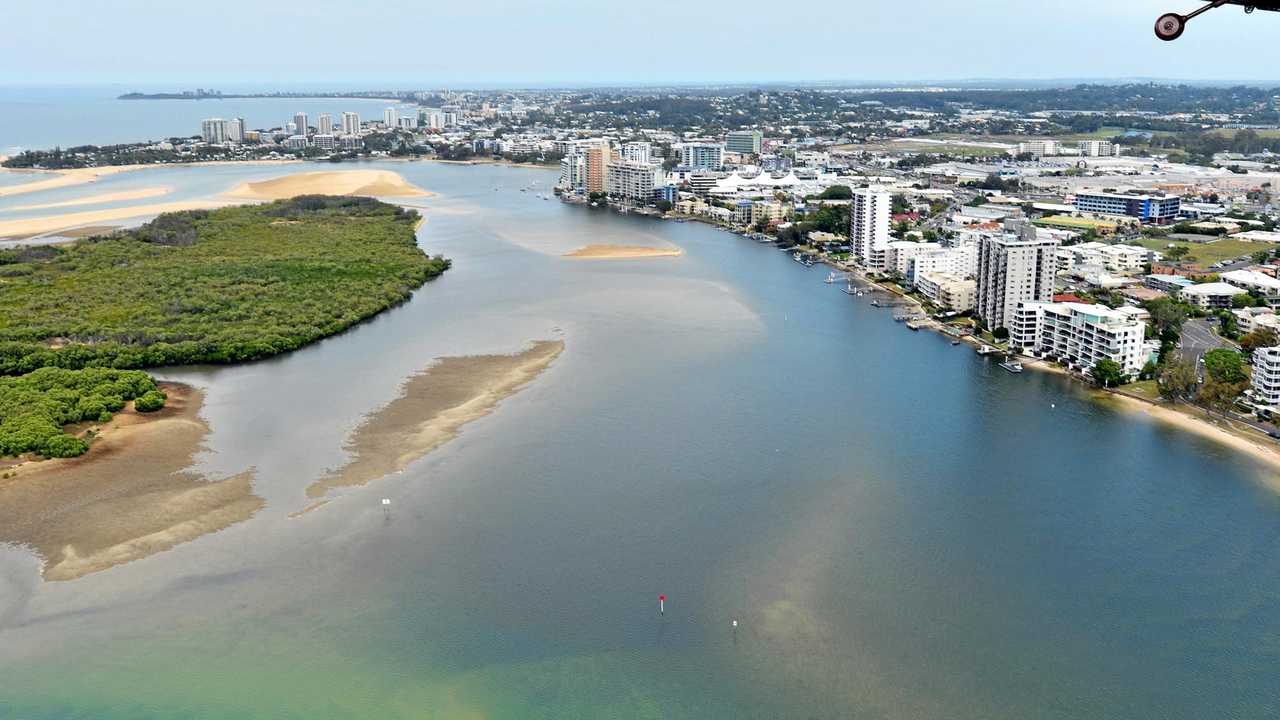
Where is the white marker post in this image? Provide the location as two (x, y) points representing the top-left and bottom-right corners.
(659, 594), (666, 616)
(381, 498), (391, 519)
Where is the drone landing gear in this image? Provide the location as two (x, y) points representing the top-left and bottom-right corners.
(1156, 0), (1231, 41)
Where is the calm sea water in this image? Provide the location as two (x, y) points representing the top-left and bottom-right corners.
(0, 94), (1279, 718)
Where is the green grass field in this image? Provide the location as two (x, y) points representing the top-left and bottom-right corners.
(1135, 237), (1274, 266)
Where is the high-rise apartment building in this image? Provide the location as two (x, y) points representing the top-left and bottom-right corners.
(227, 117), (245, 143)
(585, 140), (611, 194)
(383, 107), (398, 128)
(341, 111), (361, 135)
(606, 160), (664, 202)
(680, 143), (723, 170)
(293, 112), (308, 135)
(621, 142), (652, 164)
(317, 113), (333, 135)
(201, 118), (228, 144)
(976, 222), (1059, 331)
(848, 187), (891, 268)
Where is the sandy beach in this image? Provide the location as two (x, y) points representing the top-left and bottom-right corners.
(306, 340), (565, 498)
(565, 244), (683, 259)
(225, 169), (432, 200)
(0, 384), (263, 581)
(11, 186), (171, 211)
(0, 199), (231, 239)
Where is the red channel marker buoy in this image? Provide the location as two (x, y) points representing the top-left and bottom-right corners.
(659, 594), (666, 615)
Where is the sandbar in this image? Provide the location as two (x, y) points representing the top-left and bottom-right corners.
(0, 384), (263, 581)
(225, 170), (432, 200)
(565, 244), (683, 259)
(0, 200), (230, 239)
(0, 165), (146, 198)
(11, 186), (172, 211)
(307, 340), (565, 498)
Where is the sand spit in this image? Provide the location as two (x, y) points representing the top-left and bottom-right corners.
(0, 384), (263, 581)
(225, 170), (432, 200)
(565, 244), (683, 259)
(0, 200), (231, 239)
(0, 165), (146, 199)
(11, 186), (172, 211)
(307, 340), (565, 498)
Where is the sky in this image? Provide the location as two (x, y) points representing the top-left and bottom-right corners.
(4, 0), (1280, 87)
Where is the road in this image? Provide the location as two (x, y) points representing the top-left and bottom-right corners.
(1180, 318), (1233, 366)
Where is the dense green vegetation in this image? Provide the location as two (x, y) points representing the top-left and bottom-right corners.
(0, 368), (163, 457)
(0, 196), (450, 374)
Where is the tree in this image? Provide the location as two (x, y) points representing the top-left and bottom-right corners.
(1203, 348), (1247, 384)
(992, 327), (1009, 340)
(817, 185), (852, 200)
(1240, 327), (1279, 356)
(1197, 376), (1249, 417)
(134, 390), (167, 412)
(1165, 246), (1190, 261)
(1092, 358), (1127, 388)
(1157, 360), (1198, 402)
(655, 199), (673, 214)
(1252, 249), (1273, 265)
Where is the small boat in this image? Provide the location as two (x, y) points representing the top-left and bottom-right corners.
(999, 361), (1024, 374)
(906, 321), (922, 331)
(951, 339), (961, 346)
(843, 283), (858, 295)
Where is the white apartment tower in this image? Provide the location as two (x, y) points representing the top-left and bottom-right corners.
(621, 142), (652, 164)
(849, 187), (892, 268)
(293, 112), (308, 135)
(227, 117), (245, 143)
(200, 118), (228, 144)
(317, 113), (333, 135)
(1252, 347), (1280, 407)
(680, 143), (723, 170)
(976, 222), (1059, 331)
(606, 160), (664, 202)
(341, 111), (361, 135)
(383, 107), (398, 128)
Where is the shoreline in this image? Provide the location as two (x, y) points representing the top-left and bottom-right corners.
(0, 383), (263, 581)
(570, 197), (1280, 474)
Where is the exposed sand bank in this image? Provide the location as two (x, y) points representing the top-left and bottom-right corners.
(11, 186), (172, 211)
(565, 244), (683, 259)
(0, 200), (230, 239)
(0, 384), (263, 581)
(225, 170), (432, 200)
(306, 340), (565, 498)
(0, 165), (146, 198)
(1103, 392), (1280, 480)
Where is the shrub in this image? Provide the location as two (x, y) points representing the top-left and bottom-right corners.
(134, 390), (167, 413)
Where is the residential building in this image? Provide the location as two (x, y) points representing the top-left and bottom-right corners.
(398, 116), (417, 130)
(293, 112), (308, 135)
(680, 143), (723, 170)
(318, 113), (333, 135)
(621, 142), (652, 164)
(606, 160), (664, 203)
(227, 117), (245, 143)
(750, 200), (783, 226)
(849, 187), (892, 268)
(915, 272), (976, 312)
(1221, 269), (1280, 305)
(1079, 140), (1121, 158)
(885, 241), (941, 276)
(976, 223), (1059, 331)
(313, 133), (336, 150)
(725, 130), (762, 155)
(341, 111), (361, 135)
(285, 134), (308, 150)
(383, 107), (398, 128)
(1252, 347), (1280, 407)
(585, 140), (611, 194)
(1180, 282), (1241, 309)
(559, 152), (586, 190)
(1073, 191), (1181, 225)
(908, 245), (978, 282)
(687, 172), (718, 197)
(1017, 139), (1060, 157)
(1145, 274), (1196, 294)
(200, 118), (228, 144)
(1011, 301), (1148, 376)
